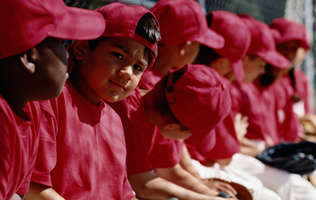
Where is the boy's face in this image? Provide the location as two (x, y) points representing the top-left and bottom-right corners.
(35, 37), (68, 99)
(242, 55), (266, 83)
(78, 37), (148, 103)
(160, 124), (192, 140)
(276, 40), (301, 63)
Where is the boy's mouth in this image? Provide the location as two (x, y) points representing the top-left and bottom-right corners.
(110, 80), (126, 90)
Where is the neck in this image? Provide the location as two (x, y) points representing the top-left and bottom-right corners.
(143, 91), (164, 127)
(152, 57), (174, 75)
(0, 89), (27, 119)
(68, 68), (101, 106)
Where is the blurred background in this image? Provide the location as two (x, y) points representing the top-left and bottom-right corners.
(64, 0), (316, 112)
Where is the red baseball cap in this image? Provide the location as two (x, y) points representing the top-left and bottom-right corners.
(151, 0), (224, 49)
(269, 18), (311, 50)
(0, 0), (105, 59)
(209, 11), (251, 82)
(240, 17), (290, 69)
(95, 3), (159, 69)
(165, 64), (231, 154)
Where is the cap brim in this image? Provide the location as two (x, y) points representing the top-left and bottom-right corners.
(191, 128), (216, 154)
(48, 6), (105, 40)
(196, 28), (225, 49)
(258, 50), (290, 69)
(277, 36), (311, 50)
(231, 59), (245, 82)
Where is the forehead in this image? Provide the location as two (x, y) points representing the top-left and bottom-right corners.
(101, 37), (145, 52)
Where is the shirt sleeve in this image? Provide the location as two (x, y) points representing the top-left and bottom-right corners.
(149, 130), (182, 169)
(0, 107), (13, 199)
(31, 99), (59, 187)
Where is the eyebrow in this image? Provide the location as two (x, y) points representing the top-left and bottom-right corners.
(113, 44), (148, 68)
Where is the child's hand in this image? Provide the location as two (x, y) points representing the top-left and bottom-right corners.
(204, 179), (237, 199)
(234, 113), (249, 141)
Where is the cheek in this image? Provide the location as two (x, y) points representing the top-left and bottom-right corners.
(57, 45), (68, 65)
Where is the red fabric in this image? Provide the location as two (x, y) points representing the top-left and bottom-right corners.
(31, 81), (134, 200)
(206, 112), (240, 160)
(270, 18), (310, 50)
(151, 0), (224, 48)
(166, 64), (231, 154)
(275, 75), (301, 142)
(185, 140), (207, 165)
(240, 17), (290, 69)
(230, 81), (268, 142)
(0, 97), (40, 199)
(139, 67), (166, 90)
(294, 68), (313, 114)
(150, 132), (183, 169)
(109, 88), (182, 173)
(0, 0), (105, 59)
(210, 11), (251, 81)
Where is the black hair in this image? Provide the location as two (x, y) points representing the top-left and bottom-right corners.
(288, 68), (301, 102)
(88, 13), (160, 64)
(152, 67), (189, 131)
(259, 64), (277, 86)
(206, 13), (213, 27)
(194, 45), (222, 66)
(247, 54), (259, 60)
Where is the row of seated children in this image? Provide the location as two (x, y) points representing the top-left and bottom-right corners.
(126, 0), (316, 200)
(1, 0), (315, 199)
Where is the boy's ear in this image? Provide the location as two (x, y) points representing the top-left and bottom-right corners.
(19, 49), (37, 74)
(242, 55), (249, 64)
(73, 40), (89, 60)
(217, 57), (231, 68)
(179, 41), (193, 56)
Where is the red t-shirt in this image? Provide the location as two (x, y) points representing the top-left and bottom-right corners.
(139, 67), (165, 90)
(230, 81), (269, 142)
(0, 97), (40, 199)
(185, 78), (239, 163)
(109, 88), (182, 174)
(294, 68), (313, 114)
(31, 81), (134, 200)
(275, 74), (301, 142)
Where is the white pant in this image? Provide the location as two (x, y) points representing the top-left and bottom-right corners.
(191, 160), (281, 200)
(229, 153), (316, 200)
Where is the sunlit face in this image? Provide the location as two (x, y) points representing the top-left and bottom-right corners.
(159, 124), (192, 140)
(35, 37), (68, 100)
(78, 37), (148, 103)
(276, 40), (301, 63)
(242, 55), (266, 83)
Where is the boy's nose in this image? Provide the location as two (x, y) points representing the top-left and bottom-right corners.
(119, 66), (133, 80)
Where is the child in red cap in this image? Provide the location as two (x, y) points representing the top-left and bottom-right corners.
(25, 3), (160, 200)
(184, 10), (282, 200)
(0, 0), (105, 199)
(269, 18), (313, 142)
(138, 0), (224, 90)
(226, 17), (316, 200)
(109, 64), (232, 199)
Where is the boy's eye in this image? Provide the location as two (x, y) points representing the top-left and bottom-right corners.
(134, 65), (144, 72)
(113, 52), (124, 60)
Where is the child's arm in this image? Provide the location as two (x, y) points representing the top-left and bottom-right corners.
(9, 194), (22, 200)
(25, 182), (64, 200)
(128, 171), (231, 200)
(239, 137), (263, 157)
(179, 143), (204, 180)
(155, 164), (223, 197)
